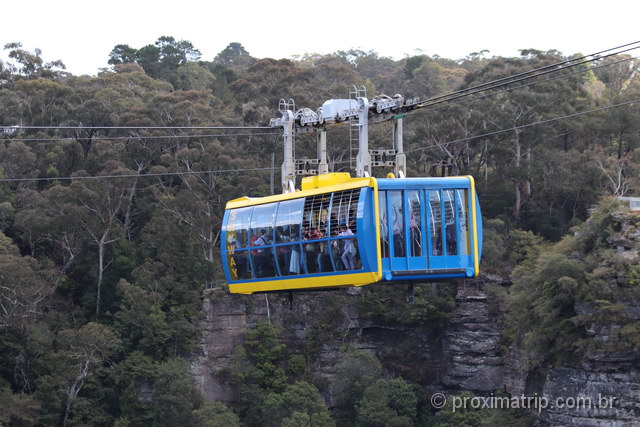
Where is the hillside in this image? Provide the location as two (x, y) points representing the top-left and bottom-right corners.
(0, 39), (639, 425)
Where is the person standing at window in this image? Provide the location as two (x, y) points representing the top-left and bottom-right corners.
(339, 225), (356, 270)
(253, 229), (270, 277)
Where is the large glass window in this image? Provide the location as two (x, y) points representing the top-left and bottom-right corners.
(251, 246), (276, 278)
(250, 203), (277, 245)
(248, 203), (277, 279)
(283, 244), (304, 275)
(275, 199), (303, 244)
(379, 191), (389, 258)
(444, 190), (457, 255)
(408, 190), (422, 257)
(390, 191), (405, 257)
(226, 206), (252, 249)
(227, 250), (252, 280)
(429, 191), (442, 255)
(227, 189), (364, 281)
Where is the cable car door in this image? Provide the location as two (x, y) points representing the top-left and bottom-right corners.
(386, 190), (428, 272)
(427, 189), (469, 270)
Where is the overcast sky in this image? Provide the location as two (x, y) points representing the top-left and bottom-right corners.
(2, 0), (638, 76)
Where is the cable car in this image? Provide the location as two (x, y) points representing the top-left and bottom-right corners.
(221, 173), (482, 294)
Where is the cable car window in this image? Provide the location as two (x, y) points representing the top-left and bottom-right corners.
(226, 206), (252, 248)
(251, 203), (277, 243)
(330, 189), (360, 235)
(276, 244), (303, 276)
(275, 199), (303, 244)
(429, 191), (442, 255)
(457, 189), (470, 255)
(379, 191), (389, 258)
(303, 194), (330, 238)
(303, 241), (324, 273)
(391, 191), (405, 257)
(408, 190), (422, 257)
(444, 190), (457, 255)
(251, 244), (276, 278)
(228, 250), (252, 280)
(249, 203), (277, 278)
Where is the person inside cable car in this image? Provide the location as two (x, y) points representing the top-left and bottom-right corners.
(252, 229), (272, 277)
(330, 213), (339, 236)
(339, 225), (356, 270)
(228, 236), (248, 280)
(392, 203), (405, 257)
(275, 225), (292, 275)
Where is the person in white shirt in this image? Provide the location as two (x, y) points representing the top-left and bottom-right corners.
(339, 225), (356, 270)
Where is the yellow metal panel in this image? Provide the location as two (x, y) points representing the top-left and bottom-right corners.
(225, 174), (375, 210)
(466, 175), (480, 277)
(372, 178), (383, 278)
(229, 271), (381, 294)
(301, 173), (353, 190)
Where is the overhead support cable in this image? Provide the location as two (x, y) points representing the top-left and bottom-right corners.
(416, 55), (639, 114)
(0, 167), (274, 183)
(5, 132), (281, 143)
(1, 125), (274, 130)
(2, 98), (637, 183)
(406, 99), (640, 154)
(416, 43), (640, 110)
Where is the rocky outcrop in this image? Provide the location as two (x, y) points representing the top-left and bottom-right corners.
(191, 282), (507, 402)
(441, 287), (504, 392)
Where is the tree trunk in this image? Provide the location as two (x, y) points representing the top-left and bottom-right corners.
(63, 359), (90, 426)
(96, 236), (106, 317)
(122, 173), (140, 241)
(514, 128), (522, 221)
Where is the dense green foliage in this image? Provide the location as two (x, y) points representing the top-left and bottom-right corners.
(0, 36), (639, 425)
(504, 200), (640, 369)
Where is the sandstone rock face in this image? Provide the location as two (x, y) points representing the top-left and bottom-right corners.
(192, 283), (506, 402)
(192, 279), (639, 425)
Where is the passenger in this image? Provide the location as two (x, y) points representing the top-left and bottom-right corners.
(302, 228), (317, 273)
(392, 211), (405, 257)
(277, 245), (291, 274)
(380, 216), (389, 258)
(433, 228), (442, 255)
(252, 229), (270, 277)
(446, 221), (457, 255)
(316, 240), (332, 272)
(410, 213), (421, 255)
(289, 244), (301, 274)
(309, 228), (323, 240)
(339, 225), (356, 270)
(330, 213), (339, 236)
(276, 227), (291, 274)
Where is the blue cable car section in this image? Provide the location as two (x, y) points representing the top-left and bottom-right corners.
(376, 177), (482, 282)
(221, 175), (482, 294)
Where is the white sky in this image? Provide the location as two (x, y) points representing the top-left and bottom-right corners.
(2, 0), (639, 76)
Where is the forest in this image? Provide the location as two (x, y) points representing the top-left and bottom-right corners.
(0, 36), (639, 426)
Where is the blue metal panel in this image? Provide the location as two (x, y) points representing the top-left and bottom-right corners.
(221, 209), (231, 283)
(377, 177), (480, 281)
(359, 187), (378, 273)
